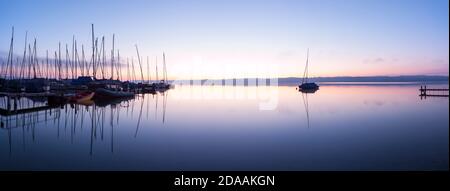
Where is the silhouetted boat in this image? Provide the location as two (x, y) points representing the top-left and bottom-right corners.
(94, 88), (134, 99)
(69, 92), (95, 103)
(299, 87), (318, 94)
(152, 52), (172, 91)
(47, 95), (68, 106)
(77, 99), (94, 106)
(154, 81), (171, 89)
(298, 49), (319, 91)
(94, 96), (133, 107)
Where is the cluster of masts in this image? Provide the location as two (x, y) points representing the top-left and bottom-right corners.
(0, 24), (168, 84)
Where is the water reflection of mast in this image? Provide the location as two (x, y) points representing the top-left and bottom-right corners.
(162, 91), (168, 124)
(134, 95), (144, 137)
(21, 114), (25, 151)
(58, 106), (61, 139)
(101, 106), (105, 141)
(155, 92), (158, 120)
(90, 104), (96, 156)
(74, 105), (79, 138)
(146, 94), (150, 119)
(64, 105), (68, 134)
(80, 105), (85, 131)
(32, 102), (36, 142)
(8, 119), (12, 156)
(126, 97), (130, 117)
(116, 101), (120, 125)
(70, 104), (76, 143)
(131, 97), (135, 116)
(110, 104), (114, 153)
(301, 93), (311, 128)
(68, 105), (72, 142)
(1, 103), (61, 155)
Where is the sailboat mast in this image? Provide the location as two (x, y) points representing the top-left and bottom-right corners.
(33, 39), (38, 78)
(111, 34), (115, 80)
(163, 52), (167, 82)
(94, 38), (99, 78)
(46, 50), (49, 79)
(80, 45), (84, 76)
(72, 35), (75, 79)
(74, 40), (78, 78)
(91, 24), (95, 78)
(131, 57), (136, 82)
(306, 49), (309, 83)
(9, 27), (14, 79)
(127, 57), (130, 81)
(135, 45), (145, 83)
(147, 56), (150, 83)
(19, 31), (27, 80)
(58, 42), (61, 80)
(8, 27), (14, 80)
(117, 50), (120, 81)
(101, 36), (105, 79)
(54, 51), (57, 79)
(65, 44), (69, 79)
(155, 56), (158, 82)
(301, 49), (309, 84)
(6, 27), (14, 80)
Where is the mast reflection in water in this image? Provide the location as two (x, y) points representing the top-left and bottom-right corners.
(0, 91), (169, 158)
(0, 85), (448, 170)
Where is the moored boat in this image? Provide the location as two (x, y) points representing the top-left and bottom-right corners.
(94, 88), (135, 99)
(299, 83), (319, 90)
(298, 49), (319, 92)
(69, 91), (95, 103)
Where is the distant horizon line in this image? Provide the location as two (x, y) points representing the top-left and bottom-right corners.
(94, 74), (448, 82)
(169, 75), (449, 81)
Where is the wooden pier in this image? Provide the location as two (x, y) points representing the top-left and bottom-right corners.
(419, 86), (449, 99)
(0, 92), (59, 98)
(0, 105), (59, 116)
(0, 92), (67, 114)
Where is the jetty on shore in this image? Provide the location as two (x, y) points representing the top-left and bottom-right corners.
(419, 85), (449, 99)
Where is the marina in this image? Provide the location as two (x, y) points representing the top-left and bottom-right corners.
(0, 24), (173, 114)
(0, 0), (448, 177)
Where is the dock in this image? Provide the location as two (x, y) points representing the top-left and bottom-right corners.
(0, 92), (67, 112)
(419, 86), (449, 99)
(0, 105), (59, 116)
(0, 92), (59, 98)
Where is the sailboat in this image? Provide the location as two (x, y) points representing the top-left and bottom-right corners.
(154, 52), (171, 90)
(298, 49), (319, 92)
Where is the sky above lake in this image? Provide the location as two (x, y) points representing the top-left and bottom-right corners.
(0, 0), (448, 80)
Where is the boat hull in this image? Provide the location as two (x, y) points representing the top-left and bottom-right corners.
(75, 92), (95, 103)
(68, 92), (94, 102)
(94, 88), (135, 99)
(299, 83), (319, 90)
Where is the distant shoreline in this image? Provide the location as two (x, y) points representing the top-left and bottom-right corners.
(169, 75), (449, 86)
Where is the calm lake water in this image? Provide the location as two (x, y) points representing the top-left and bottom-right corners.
(0, 83), (448, 170)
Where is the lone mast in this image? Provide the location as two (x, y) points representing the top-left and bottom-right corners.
(301, 49), (309, 84)
(155, 56), (159, 82)
(162, 52), (167, 83)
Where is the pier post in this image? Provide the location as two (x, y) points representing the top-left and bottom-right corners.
(419, 85), (428, 97)
(13, 97), (17, 111)
(418, 85), (449, 98)
(7, 96), (11, 111)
